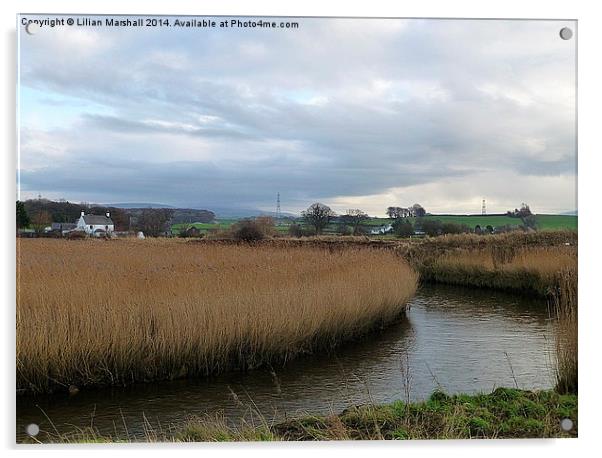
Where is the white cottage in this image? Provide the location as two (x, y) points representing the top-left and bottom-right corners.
(76, 210), (114, 236)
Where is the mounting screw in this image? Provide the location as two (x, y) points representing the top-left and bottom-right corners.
(559, 27), (573, 40)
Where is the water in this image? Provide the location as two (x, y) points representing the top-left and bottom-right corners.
(16, 284), (556, 441)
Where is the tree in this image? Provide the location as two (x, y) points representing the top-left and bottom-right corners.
(302, 203), (335, 235)
(522, 215), (538, 230)
(392, 218), (414, 237)
(135, 209), (174, 236)
(507, 203), (533, 218)
(342, 209), (369, 235)
(16, 201), (30, 229)
(419, 219), (442, 236)
(386, 206), (411, 219)
(30, 209), (52, 234)
(410, 203), (426, 217)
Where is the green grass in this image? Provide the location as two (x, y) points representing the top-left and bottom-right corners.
(172, 220), (293, 234)
(171, 214), (577, 235)
(183, 388), (578, 441)
(535, 214), (578, 231)
(171, 219), (238, 233)
(366, 214), (576, 231)
(24, 388), (576, 442)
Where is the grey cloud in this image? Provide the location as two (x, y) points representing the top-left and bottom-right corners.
(18, 17), (577, 213)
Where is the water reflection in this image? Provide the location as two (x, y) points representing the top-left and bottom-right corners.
(16, 284), (555, 441)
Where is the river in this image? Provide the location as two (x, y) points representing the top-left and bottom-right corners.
(16, 284), (556, 441)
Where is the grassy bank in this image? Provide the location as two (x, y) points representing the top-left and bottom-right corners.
(22, 388), (576, 442)
(17, 239), (417, 394)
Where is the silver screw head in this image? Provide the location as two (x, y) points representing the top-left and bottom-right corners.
(560, 418), (574, 431)
(25, 22), (39, 35)
(559, 27), (573, 40)
(25, 423), (40, 437)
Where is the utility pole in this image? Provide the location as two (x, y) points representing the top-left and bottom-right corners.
(276, 192), (282, 224)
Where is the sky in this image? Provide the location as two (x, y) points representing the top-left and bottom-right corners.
(18, 16), (577, 216)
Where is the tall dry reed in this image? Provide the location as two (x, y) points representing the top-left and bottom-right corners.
(16, 239), (418, 393)
(551, 267), (578, 393)
(423, 246), (577, 296)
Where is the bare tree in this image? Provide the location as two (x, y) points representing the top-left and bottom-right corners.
(302, 203), (335, 235)
(135, 209), (174, 237)
(30, 209), (51, 234)
(343, 209), (369, 235)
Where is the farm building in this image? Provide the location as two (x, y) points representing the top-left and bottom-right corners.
(370, 224), (393, 235)
(50, 222), (77, 236)
(76, 210), (114, 236)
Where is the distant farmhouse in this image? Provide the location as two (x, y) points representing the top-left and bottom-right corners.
(76, 210), (114, 237)
(370, 223), (393, 235)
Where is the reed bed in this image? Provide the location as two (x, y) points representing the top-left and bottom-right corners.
(551, 268), (578, 393)
(16, 239), (418, 394)
(420, 246), (576, 296)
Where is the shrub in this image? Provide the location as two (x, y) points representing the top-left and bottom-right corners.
(288, 224), (316, 237)
(441, 222), (468, 235)
(338, 225), (352, 236)
(230, 219), (265, 242)
(254, 216), (276, 237)
(418, 219), (443, 236)
(392, 219), (414, 237)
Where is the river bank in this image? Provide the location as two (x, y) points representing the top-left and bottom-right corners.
(16, 233), (577, 442)
(20, 388), (576, 442)
(17, 284), (557, 442)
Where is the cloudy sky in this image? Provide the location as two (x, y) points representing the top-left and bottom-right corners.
(18, 17), (576, 216)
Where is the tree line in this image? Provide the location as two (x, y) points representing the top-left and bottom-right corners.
(16, 199), (177, 236)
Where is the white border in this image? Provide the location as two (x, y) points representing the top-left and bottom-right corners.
(3, 1), (601, 457)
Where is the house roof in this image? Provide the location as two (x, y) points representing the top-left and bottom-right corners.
(82, 215), (114, 225)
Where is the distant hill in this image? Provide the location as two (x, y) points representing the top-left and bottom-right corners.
(204, 206), (297, 219)
(106, 202), (175, 209)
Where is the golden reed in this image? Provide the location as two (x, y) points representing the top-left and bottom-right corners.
(17, 239), (418, 393)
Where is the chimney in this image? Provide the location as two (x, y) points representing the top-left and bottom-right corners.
(106, 211), (110, 218)
(80, 210), (85, 217)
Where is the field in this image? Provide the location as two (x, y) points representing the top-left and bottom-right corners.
(172, 214), (577, 235)
(366, 214), (577, 231)
(16, 239), (417, 394)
